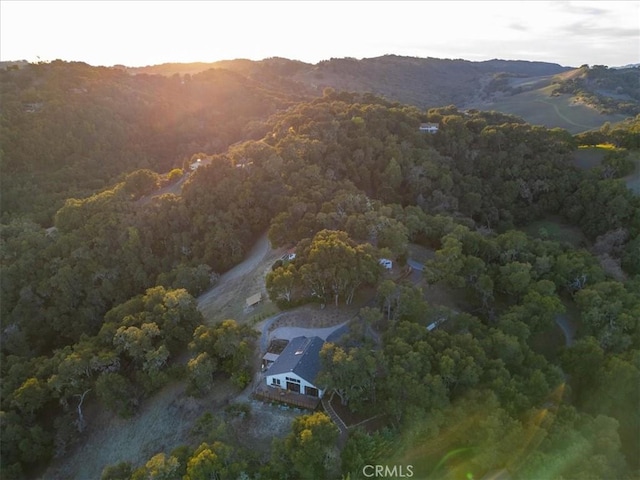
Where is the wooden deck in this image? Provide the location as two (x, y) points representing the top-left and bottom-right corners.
(253, 384), (321, 410)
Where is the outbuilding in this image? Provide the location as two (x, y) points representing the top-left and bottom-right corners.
(246, 292), (262, 308)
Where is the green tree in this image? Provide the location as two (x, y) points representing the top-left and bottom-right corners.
(299, 230), (381, 306)
(275, 412), (340, 480)
(575, 281), (639, 351)
(10, 377), (48, 418)
(340, 428), (392, 479)
(500, 280), (565, 333)
(122, 169), (159, 200)
(186, 353), (217, 397)
(101, 461), (133, 480)
(497, 262), (532, 298)
(95, 372), (137, 417)
(131, 452), (180, 480)
(266, 263), (298, 304)
(188, 320), (257, 389)
(184, 441), (245, 480)
(318, 344), (378, 411)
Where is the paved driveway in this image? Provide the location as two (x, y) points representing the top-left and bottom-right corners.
(269, 323), (349, 343)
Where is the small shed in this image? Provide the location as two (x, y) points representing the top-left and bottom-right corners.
(262, 352), (280, 370)
(246, 292), (262, 308)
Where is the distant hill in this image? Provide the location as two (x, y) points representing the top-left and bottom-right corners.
(0, 60), (304, 223)
(463, 66), (639, 134)
(128, 55), (638, 133)
(2, 56), (637, 221)
(129, 55), (573, 108)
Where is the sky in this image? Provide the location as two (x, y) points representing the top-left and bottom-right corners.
(1, 1), (638, 68)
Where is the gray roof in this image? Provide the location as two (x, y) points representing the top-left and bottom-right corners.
(266, 336), (325, 385)
(262, 352), (280, 362)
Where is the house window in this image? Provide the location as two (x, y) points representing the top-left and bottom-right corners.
(305, 386), (319, 397)
(271, 378), (281, 386)
(285, 377), (300, 383)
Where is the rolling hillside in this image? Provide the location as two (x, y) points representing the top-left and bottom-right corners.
(466, 77), (631, 134)
(128, 56), (638, 134)
(130, 55), (573, 109)
(465, 65), (638, 134)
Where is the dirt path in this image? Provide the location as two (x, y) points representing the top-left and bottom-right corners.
(196, 232), (284, 324)
(135, 171), (191, 206)
(534, 99), (596, 130)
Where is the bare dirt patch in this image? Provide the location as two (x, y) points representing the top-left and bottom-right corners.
(43, 379), (239, 480)
(232, 399), (304, 459)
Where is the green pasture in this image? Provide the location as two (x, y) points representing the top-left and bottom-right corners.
(483, 86), (628, 134)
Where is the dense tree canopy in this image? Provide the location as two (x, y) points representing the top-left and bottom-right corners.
(1, 64), (639, 479)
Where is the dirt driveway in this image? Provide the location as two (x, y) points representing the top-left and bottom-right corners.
(197, 232), (284, 324)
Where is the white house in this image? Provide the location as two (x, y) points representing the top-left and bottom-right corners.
(419, 122), (439, 133)
(281, 249), (296, 262)
(189, 159), (202, 171)
(379, 258), (393, 270)
(264, 336), (325, 398)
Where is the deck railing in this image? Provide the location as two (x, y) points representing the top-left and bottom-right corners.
(253, 385), (321, 410)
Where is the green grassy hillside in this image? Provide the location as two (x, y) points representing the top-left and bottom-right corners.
(469, 82), (629, 134)
(132, 58), (639, 135)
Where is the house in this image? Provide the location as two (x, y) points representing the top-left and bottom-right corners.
(189, 159), (202, 171)
(281, 248), (296, 262)
(264, 336), (325, 398)
(427, 318), (447, 331)
(379, 258), (393, 270)
(419, 122), (439, 133)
